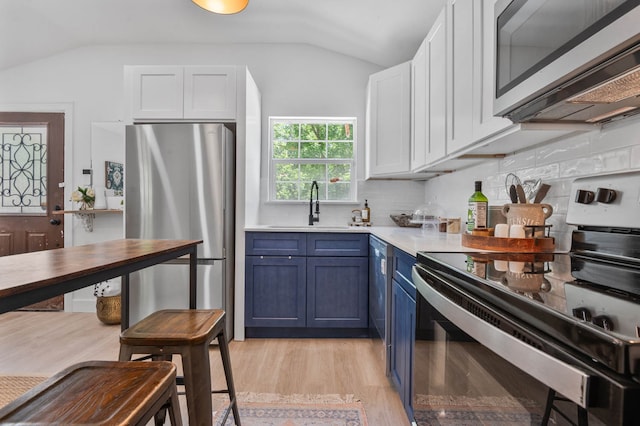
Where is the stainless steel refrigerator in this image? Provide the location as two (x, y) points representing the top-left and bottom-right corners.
(125, 123), (235, 337)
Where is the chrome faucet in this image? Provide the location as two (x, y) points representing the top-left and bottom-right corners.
(308, 180), (320, 225)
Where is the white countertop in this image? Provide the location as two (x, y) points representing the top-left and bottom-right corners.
(244, 225), (473, 257)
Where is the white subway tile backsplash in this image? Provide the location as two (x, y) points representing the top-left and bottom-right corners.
(593, 114), (640, 152)
(559, 156), (600, 177)
(500, 150), (536, 171)
(630, 145), (640, 169)
(426, 117), (640, 238)
(536, 135), (590, 164)
(527, 163), (560, 181)
(600, 148), (631, 172)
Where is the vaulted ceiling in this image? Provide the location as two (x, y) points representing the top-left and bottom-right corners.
(0, 0), (446, 71)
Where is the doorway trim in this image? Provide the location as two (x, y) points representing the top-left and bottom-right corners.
(0, 103), (75, 310)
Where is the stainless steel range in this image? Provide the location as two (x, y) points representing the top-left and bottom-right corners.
(411, 171), (640, 426)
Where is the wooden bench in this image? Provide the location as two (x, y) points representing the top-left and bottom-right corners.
(0, 360), (182, 425)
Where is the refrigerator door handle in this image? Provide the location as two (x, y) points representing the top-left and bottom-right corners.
(162, 258), (223, 265)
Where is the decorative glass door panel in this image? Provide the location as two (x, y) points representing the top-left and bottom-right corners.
(1, 125), (48, 215)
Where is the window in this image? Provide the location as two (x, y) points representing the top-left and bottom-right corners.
(269, 117), (356, 202)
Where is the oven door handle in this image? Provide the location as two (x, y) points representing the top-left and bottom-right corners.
(412, 265), (591, 408)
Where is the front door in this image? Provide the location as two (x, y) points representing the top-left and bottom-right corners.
(0, 112), (65, 310)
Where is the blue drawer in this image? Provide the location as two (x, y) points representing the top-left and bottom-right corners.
(245, 232), (307, 256)
(307, 233), (368, 257)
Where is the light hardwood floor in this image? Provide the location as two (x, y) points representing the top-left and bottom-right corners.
(0, 312), (409, 425)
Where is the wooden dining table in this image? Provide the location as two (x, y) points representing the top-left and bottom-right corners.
(0, 239), (202, 330)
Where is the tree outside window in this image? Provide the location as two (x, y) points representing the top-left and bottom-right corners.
(270, 117), (356, 202)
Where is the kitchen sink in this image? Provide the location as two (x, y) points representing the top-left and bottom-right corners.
(265, 225), (352, 230)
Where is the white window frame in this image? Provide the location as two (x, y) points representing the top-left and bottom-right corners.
(268, 116), (357, 203)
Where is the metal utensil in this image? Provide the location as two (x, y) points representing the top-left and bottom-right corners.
(516, 184), (527, 203)
(523, 178), (542, 203)
(509, 184), (518, 203)
(533, 183), (551, 203)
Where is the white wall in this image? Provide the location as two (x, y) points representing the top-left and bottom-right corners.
(1, 42), (415, 312)
(423, 115), (640, 251)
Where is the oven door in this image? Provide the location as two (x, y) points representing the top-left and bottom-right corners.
(411, 264), (594, 425)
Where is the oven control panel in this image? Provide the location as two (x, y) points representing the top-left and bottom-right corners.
(565, 283), (640, 339)
(566, 170), (640, 228)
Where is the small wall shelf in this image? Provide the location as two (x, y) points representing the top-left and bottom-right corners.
(52, 209), (123, 215)
(52, 209), (123, 232)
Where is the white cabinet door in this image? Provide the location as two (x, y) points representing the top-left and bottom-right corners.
(130, 66), (237, 121)
(446, 0), (474, 154)
(131, 66), (184, 119)
(426, 9), (447, 165)
(472, 0), (511, 141)
(184, 66), (237, 120)
(411, 38), (428, 171)
(366, 61), (411, 177)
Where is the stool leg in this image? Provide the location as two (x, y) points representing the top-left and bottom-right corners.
(577, 406), (589, 426)
(167, 386), (184, 426)
(151, 354), (173, 425)
(218, 329), (241, 426)
(181, 344), (213, 426)
(118, 344), (134, 361)
(541, 388), (555, 425)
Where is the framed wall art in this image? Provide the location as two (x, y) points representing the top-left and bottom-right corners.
(105, 161), (123, 195)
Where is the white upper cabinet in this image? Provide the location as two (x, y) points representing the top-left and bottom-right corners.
(411, 9), (446, 172)
(129, 65), (237, 121)
(411, 37), (428, 171)
(472, 0), (511, 141)
(447, 0), (510, 155)
(366, 61), (411, 178)
(446, 0), (474, 154)
(130, 66), (184, 119)
(183, 66), (237, 120)
(423, 0), (589, 172)
(426, 9), (447, 166)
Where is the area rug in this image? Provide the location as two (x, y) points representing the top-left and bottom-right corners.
(0, 375), (48, 408)
(413, 394), (543, 425)
(213, 392), (368, 426)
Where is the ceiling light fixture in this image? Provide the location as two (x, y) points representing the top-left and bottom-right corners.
(192, 0), (248, 14)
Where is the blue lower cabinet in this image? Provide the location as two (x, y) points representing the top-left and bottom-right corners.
(245, 256), (306, 327)
(245, 232), (369, 335)
(391, 277), (415, 421)
(307, 257), (369, 328)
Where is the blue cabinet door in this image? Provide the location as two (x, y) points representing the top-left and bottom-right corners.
(307, 257), (368, 328)
(391, 277), (415, 420)
(245, 256), (306, 327)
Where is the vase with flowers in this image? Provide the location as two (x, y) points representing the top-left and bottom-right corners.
(71, 186), (96, 210)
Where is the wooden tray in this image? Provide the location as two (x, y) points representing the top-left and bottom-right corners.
(462, 233), (555, 252)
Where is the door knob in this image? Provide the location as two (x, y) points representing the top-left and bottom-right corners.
(50, 218), (61, 225)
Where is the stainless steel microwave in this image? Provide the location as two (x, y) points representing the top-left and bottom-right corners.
(494, 0), (640, 124)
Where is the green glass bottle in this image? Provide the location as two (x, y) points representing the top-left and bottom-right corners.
(467, 180), (488, 232)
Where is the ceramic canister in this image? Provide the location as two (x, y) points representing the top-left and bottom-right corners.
(501, 203), (553, 226)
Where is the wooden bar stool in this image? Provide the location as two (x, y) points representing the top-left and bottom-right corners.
(119, 309), (240, 426)
(0, 360), (182, 425)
